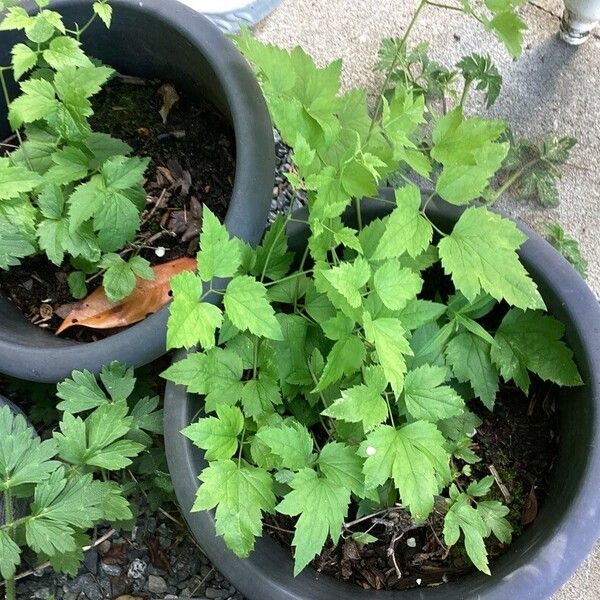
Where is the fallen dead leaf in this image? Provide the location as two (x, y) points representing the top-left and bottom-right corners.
(56, 257), (196, 335)
(101, 542), (128, 565)
(158, 83), (180, 124)
(521, 486), (539, 525)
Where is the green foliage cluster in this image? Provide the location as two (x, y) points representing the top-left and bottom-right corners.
(164, 11), (583, 578)
(0, 362), (162, 599)
(0, 0), (155, 302)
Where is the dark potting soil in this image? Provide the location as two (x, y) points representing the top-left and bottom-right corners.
(266, 379), (559, 591)
(0, 76), (236, 341)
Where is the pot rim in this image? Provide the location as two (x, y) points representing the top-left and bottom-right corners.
(0, 0), (274, 383)
(165, 191), (600, 600)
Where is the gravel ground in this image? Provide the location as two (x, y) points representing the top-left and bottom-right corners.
(13, 514), (241, 600)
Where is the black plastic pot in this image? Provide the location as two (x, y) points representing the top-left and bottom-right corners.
(165, 191), (600, 600)
(0, 0), (274, 383)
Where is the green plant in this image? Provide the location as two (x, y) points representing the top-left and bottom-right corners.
(0, 361), (163, 599)
(545, 222), (588, 278)
(163, 9), (583, 579)
(0, 0), (155, 302)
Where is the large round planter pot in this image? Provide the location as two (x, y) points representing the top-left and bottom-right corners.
(165, 190), (600, 600)
(0, 0), (274, 383)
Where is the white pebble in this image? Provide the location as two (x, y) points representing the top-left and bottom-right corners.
(366, 446), (377, 456)
(416, 578), (422, 585)
(406, 537), (416, 548)
(155, 246), (166, 257)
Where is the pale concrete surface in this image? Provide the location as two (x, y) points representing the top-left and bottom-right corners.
(255, 1), (600, 598)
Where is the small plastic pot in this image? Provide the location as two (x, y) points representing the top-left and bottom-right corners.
(164, 191), (600, 600)
(0, 0), (274, 383)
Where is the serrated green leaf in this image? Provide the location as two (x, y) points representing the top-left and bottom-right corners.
(446, 332), (499, 409)
(443, 494), (490, 574)
(54, 65), (113, 101)
(277, 467), (351, 575)
(93, 1), (112, 27)
(0, 161), (42, 198)
(43, 35), (91, 70)
(224, 276), (283, 340)
(56, 369), (109, 413)
(99, 361), (135, 401)
(183, 405), (244, 460)
(373, 185), (432, 260)
(9, 77), (58, 129)
(67, 270), (87, 299)
(167, 271), (224, 350)
(438, 207), (545, 310)
(54, 401), (143, 470)
(403, 364), (464, 422)
(432, 110), (508, 204)
(321, 257), (370, 309)
(257, 422), (313, 470)
(0, 405), (59, 492)
(398, 298), (446, 330)
(85, 132), (132, 169)
(318, 441), (364, 496)
(360, 422), (450, 519)
(363, 313), (412, 397)
(373, 260), (422, 310)
(241, 376), (282, 418)
(193, 460), (275, 557)
(46, 145), (90, 184)
(491, 308), (582, 393)
(197, 207), (242, 281)
(478, 499), (512, 543)
(322, 383), (387, 432)
(314, 333), (365, 391)
(486, 9), (527, 59)
(11, 42), (38, 80)
(0, 529), (21, 580)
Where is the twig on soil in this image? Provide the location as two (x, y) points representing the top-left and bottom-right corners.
(343, 507), (399, 530)
(189, 566), (215, 596)
(489, 464), (512, 504)
(0, 528), (116, 587)
(387, 533), (404, 580)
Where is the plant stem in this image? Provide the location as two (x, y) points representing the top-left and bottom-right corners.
(263, 270), (312, 288)
(486, 158), (540, 205)
(369, 0), (428, 131)
(425, 0), (465, 12)
(0, 69), (31, 170)
(4, 490), (16, 600)
(458, 78), (472, 110)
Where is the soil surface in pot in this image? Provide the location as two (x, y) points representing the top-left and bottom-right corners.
(0, 76), (235, 342)
(267, 378), (558, 591)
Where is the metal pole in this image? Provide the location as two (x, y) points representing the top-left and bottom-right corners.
(561, 0), (600, 44)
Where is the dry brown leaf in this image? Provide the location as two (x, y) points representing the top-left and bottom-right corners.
(521, 486), (539, 525)
(158, 83), (180, 124)
(56, 257), (196, 335)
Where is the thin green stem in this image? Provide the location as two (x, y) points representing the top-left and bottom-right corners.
(264, 270), (312, 288)
(425, 0), (465, 12)
(293, 245), (311, 312)
(458, 78), (472, 110)
(0, 69), (31, 169)
(384, 392), (396, 427)
(4, 490), (16, 600)
(369, 0), (428, 133)
(354, 196), (363, 231)
(237, 427), (246, 466)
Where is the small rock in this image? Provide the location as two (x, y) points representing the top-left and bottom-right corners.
(31, 588), (52, 599)
(204, 588), (228, 600)
(147, 575), (168, 595)
(127, 558), (147, 580)
(164, 595), (179, 600)
(101, 562), (122, 576)
(83, 548), (99, 575)
(98, 540), (112, 555)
